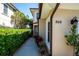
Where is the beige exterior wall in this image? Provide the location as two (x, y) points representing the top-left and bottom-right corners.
(39, 3), (79, 56)
(52, 9), (79, 56)
(39, 16), (51, 53)
(39, 19), (46, 41)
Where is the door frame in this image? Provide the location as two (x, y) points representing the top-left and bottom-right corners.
(46, 17), (51, 53)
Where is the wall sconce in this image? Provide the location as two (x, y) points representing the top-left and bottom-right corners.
(71, 16), (78, 24)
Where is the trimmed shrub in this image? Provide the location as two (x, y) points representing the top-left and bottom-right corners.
(0, 29), (31, 56)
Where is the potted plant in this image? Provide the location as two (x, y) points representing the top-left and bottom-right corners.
(34, 35), (43, 46)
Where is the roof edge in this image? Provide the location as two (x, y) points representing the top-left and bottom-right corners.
(30, 8), (39, 17)
(50, 3), (60, 19)
(7, 3), (19, 11)
(39, 3), (43, 19)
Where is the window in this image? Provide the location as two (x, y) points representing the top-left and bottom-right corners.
(36, 13), (39, 19)
(48, 22), (51, 42)
(77, 22), (79, 34)
(3, 4), (8, 16)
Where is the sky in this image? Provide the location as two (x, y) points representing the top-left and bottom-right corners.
(14, 3), (38, 19)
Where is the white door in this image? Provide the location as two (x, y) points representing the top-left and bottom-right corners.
(46, 18), (51, 52)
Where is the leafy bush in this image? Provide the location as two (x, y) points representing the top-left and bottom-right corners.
(0, 28), (31, 56)
(65, 23), (79, 55)
(34, 36), (49, 56)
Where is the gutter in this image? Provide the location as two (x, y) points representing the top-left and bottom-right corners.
(7, 3), (19, 11)
(39, 3), (43, 19)
(50, 3), (60, 56)
(50, 3), (60, 20)
(38, 3), (43, 36)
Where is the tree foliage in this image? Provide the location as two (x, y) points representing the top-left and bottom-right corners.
(11, 11), (32, 29)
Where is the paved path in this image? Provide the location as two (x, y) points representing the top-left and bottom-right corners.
(14, 37), (40, 56)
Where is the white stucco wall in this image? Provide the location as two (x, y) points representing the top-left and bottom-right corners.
(32, 9), (39, 36)
(0, 3), (14, 27)
(39, 19), (46, 40)
(33, 11), (38, 23)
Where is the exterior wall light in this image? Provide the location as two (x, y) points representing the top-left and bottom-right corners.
(71, 16), (78, 25)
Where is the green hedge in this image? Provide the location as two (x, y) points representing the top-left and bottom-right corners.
(0, 29), (31, 56)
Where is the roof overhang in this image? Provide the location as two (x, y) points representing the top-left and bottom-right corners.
(7, 3), (18, 11)
(33, 22), (38, 24)
(59, 3), (79, 10)
(39, 3), (79, 20)
(39, 3), (57, 20)
(30, 8), (38, 17)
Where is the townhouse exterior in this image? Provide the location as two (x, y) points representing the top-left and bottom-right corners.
(31, 3), (79, 56)
(0, 3), (18, 27)
(30, 8), (39, 36)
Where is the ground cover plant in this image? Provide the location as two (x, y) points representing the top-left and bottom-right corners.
(0, 28), (31, 56)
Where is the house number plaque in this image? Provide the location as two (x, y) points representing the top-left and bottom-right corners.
(56, 20), (62, 23)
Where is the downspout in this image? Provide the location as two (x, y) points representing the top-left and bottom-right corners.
(38, 3), (43, 36)
(50, 3), (60, 56)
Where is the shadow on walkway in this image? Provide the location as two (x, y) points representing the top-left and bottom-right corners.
(14, 37), (40, 56)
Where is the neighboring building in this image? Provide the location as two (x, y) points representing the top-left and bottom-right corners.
(0, 3), (18, 27)
(30, 8), (39, 36)
(38, 3), (79, 56)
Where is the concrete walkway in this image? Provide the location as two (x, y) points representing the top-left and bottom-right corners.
(14, 37), (40, 56)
